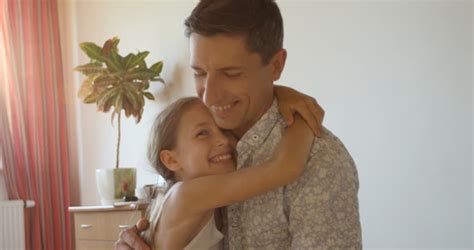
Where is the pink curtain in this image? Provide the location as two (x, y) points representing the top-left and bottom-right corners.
(0, 0), (71, 249)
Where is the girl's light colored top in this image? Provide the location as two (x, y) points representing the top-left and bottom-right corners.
(150, 182), (223, 250)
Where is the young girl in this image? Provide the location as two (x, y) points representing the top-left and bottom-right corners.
(142, 97), (313, 249)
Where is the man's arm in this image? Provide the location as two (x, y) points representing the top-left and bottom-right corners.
(285, 129), (362, 249)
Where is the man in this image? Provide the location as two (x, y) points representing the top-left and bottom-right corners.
(117, 0), (362, 248)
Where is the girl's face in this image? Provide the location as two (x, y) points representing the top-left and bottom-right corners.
(164, 101), (237, 181)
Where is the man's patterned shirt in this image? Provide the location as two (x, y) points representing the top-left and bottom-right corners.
(225, 99), (362, 249)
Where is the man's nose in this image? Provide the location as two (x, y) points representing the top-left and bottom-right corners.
(203, 74), (222, 106)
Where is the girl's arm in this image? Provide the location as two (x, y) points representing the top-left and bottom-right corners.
(274, 85), (325, 137)
(176, 115), (314, 214)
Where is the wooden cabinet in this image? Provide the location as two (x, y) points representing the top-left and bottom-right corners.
(69, 204), (148, 250)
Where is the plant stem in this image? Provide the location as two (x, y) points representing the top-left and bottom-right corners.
(116, 111), (121, 169)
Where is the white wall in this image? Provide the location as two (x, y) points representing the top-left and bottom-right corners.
(63, 1), (472, 248)
(279, 2), (472, 248)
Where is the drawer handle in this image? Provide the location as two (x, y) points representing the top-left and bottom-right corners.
(118, 225), (132, 229)
(80, 224), (92, 229)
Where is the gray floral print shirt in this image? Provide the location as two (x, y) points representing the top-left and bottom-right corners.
(225, 99), (362, 249)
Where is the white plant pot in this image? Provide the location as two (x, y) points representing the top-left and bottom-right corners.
(95, 168), (137, 205)
(95, 168), (116, 205)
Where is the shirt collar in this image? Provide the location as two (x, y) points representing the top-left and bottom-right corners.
(236, 99), (281, 152)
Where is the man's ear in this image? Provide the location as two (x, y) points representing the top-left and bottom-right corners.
(270, 49), (287, 81)
(159, 150), (181, 172)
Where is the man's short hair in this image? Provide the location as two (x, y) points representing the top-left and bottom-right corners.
(184, 0), (284, 65)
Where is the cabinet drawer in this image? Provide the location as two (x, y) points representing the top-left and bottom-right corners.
(74, 210), (142, 241)
(76, 239), (115, 250)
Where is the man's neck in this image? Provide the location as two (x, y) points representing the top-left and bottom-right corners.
(232, 95), (274, 139)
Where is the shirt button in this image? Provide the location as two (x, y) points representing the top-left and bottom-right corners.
(252, 135), (259, 140)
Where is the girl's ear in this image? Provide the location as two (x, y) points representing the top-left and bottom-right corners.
(160, 150), (181, 172)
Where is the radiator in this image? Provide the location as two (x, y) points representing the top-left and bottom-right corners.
(0, 200), (35, 250)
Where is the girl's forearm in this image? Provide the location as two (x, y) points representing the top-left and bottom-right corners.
(269, 115), (314, 182)
(175, 116), (314, 213)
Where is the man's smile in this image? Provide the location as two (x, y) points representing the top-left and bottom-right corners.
(210, 100), (239, 118)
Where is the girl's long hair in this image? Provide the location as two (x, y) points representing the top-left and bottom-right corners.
(142, 96), (201, 245)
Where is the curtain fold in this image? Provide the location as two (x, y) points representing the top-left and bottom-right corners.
(0, 0), (71, 249)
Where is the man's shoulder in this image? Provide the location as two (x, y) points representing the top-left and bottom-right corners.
(308, 127), (357, 169)
(309, 127), (354, 158)
(286, 126), (359, 190)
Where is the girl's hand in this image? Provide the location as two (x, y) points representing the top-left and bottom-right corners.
(275, 85), (325, 137)
(115, 219), (150, 250)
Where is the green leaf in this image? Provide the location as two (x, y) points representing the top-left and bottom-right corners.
(150, 61), (163, 74)
(150, 77), (165, 84)
(125, 69), (158, 81)
(84, 93), (97, 104)
(123, 99), (133, 117)
(142, 80), (150, 90)
(93, 75), (119, 87)
(111, 37), (120, 48)
(78, 77), (94, 99)
(128, 51), (149, 69)
(138, 60), (147, 69)
(123, 86), (141, 110)
(74, 62), (105, 76)
(138, 93), (145, 109)
(114, 93), (123, 112)
(113, 51), (124, 65)
(143, 92), (155, 100)
(124, 53), (134, 69)
(123, 84), (144, 115)
(80, 42), (104, 62)
(111, 111), (116, 126)
(135, 108), (143, 123)
(104, 59), (121, 73)
(105, 50), (124, 72)
(103, 98), (114, 112)
(97, 87), (119, 112)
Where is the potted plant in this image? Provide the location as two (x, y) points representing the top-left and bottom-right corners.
(74, 37), (163, 204)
